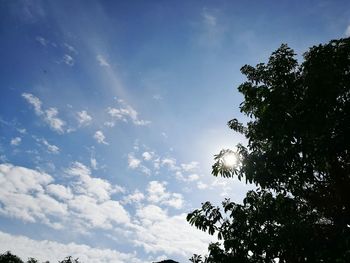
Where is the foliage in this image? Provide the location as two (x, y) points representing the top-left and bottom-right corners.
(187, 37), (350, 262)
(0, 251), (24, 263)
(0, 252), (81, 263)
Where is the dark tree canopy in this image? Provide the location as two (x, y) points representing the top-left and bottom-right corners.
(187, 37), (350, 262)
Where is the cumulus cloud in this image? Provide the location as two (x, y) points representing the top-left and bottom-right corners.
(0, 163), (66, 228)
(94, 130), (108, 145)
(10, 137), (21, 146)
(123, 190), (145, 204)
(106, 100), (150, 127)
(132, 205), (214, 257)
(128, 154), (141, 169)
(22, 93), (66, 133)
(0, 231), (142, 263)
(76, 110), (92, 126)
(142, 151), (154, 161)
(128, 154), (151, 175)
(181, 161), (199, 172)
(0, 163), (128, 230)
(96, 54), (110, 67)
(147, 181), (184, 209)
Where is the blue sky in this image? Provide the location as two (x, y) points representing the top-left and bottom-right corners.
(0, 1), (349, 262)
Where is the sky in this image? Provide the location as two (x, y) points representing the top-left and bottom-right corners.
(0, 1), (350, 262)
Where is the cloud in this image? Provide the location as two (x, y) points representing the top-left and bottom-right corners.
(0, 231), (142, 263)
(132, 205), (214, 257)
(123, 190), (145, 204)
(128, 154), (141, 169)
(0, 163), (128, 230)
(96, 54), (110, 67)
(94, 130), (108, 145)
(345, 25), (350, 37)
(22, 93), (66, 133)
(197, 181), (208, 190)
(128, 154), (151, 175)
(202, 8), (217, 27)
(46, 184), (73, 200)
(35, 36), (48, 46)
(106, 100), (150, 127)
(90, 157), (98, 170)
(62, 54), (74, 66)
(180, 161), (199, 172)
(0, 163), (67, 228)
(142, 151), (154, 161)
(76, 110), (92, 126)
(147, 181), (184, 209)
(63, 43), (77, 54)
(10, 137), (21, 146)
(66, 162), (123, 202)
(38, 138), (60, 154)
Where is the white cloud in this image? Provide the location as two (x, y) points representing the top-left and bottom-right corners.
(94, 130), (108, 145)
(128, 154), (141, 169)
(123, 190), (145, 204)
(132, 205), (214, 257)
(10, 137), (21, 146)
(22, 93), (42, 115)
(106, 100), (150, 127)
(45, 108), (66, 133)
(345, 25), (350, 37)
(66, 162), (115, 202)
(0, 231), (142, 263)
(142, 151), (154, 161)
(22, 93), (66, 133)
(62, 54), (74, 66)
(127, 153), (152, 175)
(181, 161), (199, 172)
(197, 181), (208, 190)
(147, 181), (184, 209)
(161, 158), (178, 171)
(0, 163), (67, 227)
(77, 110), (92, 126)
(38, 138), (60, 154)
(90, 157), (98, 170)
(96, 54), (110, 67)
(0, 163), (129, 230)
(46, 184), (73, 200)
(188, 174), (200, 181)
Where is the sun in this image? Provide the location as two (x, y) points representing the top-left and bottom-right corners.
(222, 151), (238, 169)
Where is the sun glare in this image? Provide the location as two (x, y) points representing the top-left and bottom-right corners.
(222, 152), (238, 169)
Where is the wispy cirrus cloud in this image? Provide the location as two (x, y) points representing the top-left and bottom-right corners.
(96, 54), (110, 67)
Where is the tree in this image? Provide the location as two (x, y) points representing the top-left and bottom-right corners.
(0, 251), (23, 263)
(187, 37), (350, 262)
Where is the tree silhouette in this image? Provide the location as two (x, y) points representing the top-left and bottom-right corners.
(0, 251), (23, 263)
(187, 37), (350, 262)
